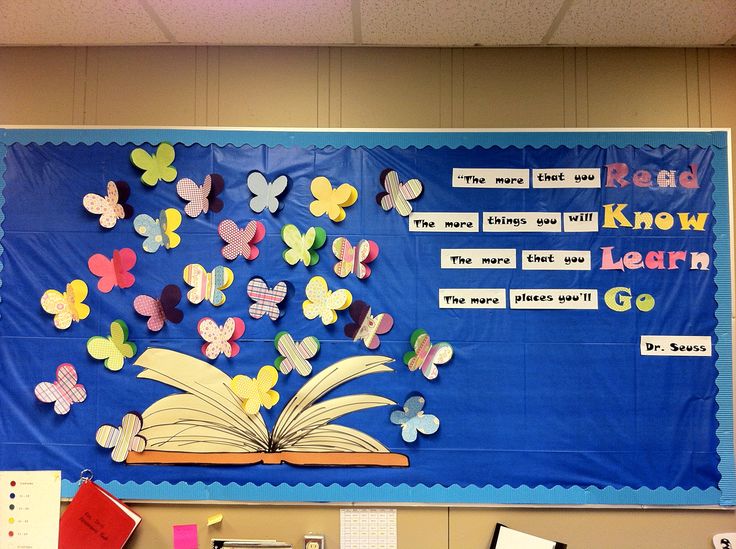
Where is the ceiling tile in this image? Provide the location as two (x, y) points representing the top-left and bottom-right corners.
(551, 0), (736, 46)
(146, 0), (353, 45)
(360, 0), (565, 46)
(0, 0), (167, 45)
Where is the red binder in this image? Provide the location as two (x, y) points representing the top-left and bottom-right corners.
(59, 480), (141, 549)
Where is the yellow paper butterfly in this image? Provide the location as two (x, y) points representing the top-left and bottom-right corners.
(308, 176), (358, 222)
(86, 319), (137, 371)
(40, 279), (90, 330)
(130, 142), (177, 186)
(230, 365), (280, 415)
(302, 275), (353, 326)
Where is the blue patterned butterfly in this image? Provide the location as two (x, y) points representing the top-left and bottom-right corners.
(390, 395), (440, 443)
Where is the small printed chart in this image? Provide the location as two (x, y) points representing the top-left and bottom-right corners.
(0, 470), (61, 549)
(340, 508), (397, 549)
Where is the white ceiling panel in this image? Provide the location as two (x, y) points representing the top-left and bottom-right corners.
(0, 0), (167, 45)
(551, 0), (736, 46)
(360, 0), (566, 46)
(146, 0), (353, 45)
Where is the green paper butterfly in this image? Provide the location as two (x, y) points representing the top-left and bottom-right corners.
(281, 224), (327, 267)
(130, 142), (177, 186)
(86, 319), (137, 371)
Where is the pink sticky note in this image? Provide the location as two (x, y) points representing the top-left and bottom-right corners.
(173, 524), (198, 549)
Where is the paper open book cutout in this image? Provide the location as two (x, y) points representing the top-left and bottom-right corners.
(124, 348), (409, 467)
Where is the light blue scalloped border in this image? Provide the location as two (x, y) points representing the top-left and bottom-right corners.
(2, 128), (732, 506)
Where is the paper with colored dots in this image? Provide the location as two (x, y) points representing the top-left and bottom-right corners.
(0, 470), (60, 549)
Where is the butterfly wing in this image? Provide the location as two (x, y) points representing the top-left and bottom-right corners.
(247, 171), (271, 213)
(183, 263), (207, 304)
(154, 143), (177, 183)
(177, 177), (208, 218)
(413, 413), (440, 437)
(198, 317), (225, 359)
(67, 280), (90, 322)
(130, 148), (159, 186)
(110, 319), (136, 359)
(207, 174), (225, 213)
(323, 287), (352, 325)
(309, 176), (332, 217)
(88, 253), (117, 293)
(303, 276), (328, 321)
(332, 237), (355, 278)
(208, 266), (234, 306)
(112, 248), (136, 289)
(160, 208), (182, 249)
(267, 175), (289, 213)
(344, 300), (370, 341)
(87, 335), (124, 371)
(133, 295), (166, 331)
(281, 224), (309, 266)
(256, 366), (279, 409)
(159, 284), (184, 324)
(231, 375), (262, 415)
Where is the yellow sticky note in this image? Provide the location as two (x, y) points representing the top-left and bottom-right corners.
(207, 513), (223, 526)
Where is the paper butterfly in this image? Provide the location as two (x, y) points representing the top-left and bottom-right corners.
(376, 169), (423, 217)
(332, 237), (379, 279)
(183, 264), (234, 307)
(218, 219), (266, 261)
(88, 248), (136, 293)
(403, 329), (453, 380)
(82, 180), (133, 229)
(34, 363), (87, 415)
(133, 208), (182, 253)
(176, 173), (225, 217)
(198, 316), (245, 359)
(247, 277), (288, 321)
(231, 365), (280, 415)
(40, 279), (90, 330)
(390, 395), (440, 443)
(344, 300), (394, 350)
(130, 142), (177, 186)
(308, 176), (358, 222)
(96, 412), (147, 463)
(274, 331), (320, 376)
(302, 275), (352, 326)
(281, 224), (327, 267)
(86, 319), (137, 372)
(247, 170), (289, 214)
(133, 284), (184, 332)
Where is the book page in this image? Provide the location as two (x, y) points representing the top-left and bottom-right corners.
(0, 470), (61, 549)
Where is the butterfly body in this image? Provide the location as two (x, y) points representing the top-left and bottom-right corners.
(183, 264), (234, 306)
(274, 331), (320, 376)
(133, 284), (184, 331)
(130, 143), (177, 186)
(332, 237), (379, 279)
(133, 208), (182, 253)
(87, 320), (137, 371)
(247, 277), (288, 320)
(281, 224), (327, 267)
(82, 180), (133, 228)
(344, 300), (394, 350)
(231, 365), (280, 415)
(377, 169), (423, 216)
(247, 170), (289, 214)
(40, 279), (90, 329)
(198, 316), (246, 359)
(309, 176), (358, 222)
(218, 219), (266, 261)
(302, 275), (352, 326)
(390, 395), (440, 443)
(88, 248), (137, 292)
(34, 363), (87, 415)
(403, 329), (453, 380)
(176, 173), (224, 217)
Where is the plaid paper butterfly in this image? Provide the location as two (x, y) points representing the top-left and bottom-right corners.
(344, 300), (394, 350)
(274, 331), (320, 376)
(34, 363), (87, 415)
(218, 219), (266, 261)
(376, 169), (423, 217)
(247, 277), (288, 320)
(176, 173), (224, 217)
(82, 180), (133, 229)
(183, 264), (234, 306)
(403, 329), (453, 380)
(133, 284), (184, 332)
(96, 412), (147, 462)
(390, 395), (440, 443)
(198, 316), (245, 359)
(332, 237), (379, 279)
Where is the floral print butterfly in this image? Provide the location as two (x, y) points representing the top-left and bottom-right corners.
(176, 173), (224, 218)
(403, 328), (453, 380)
(302, 275), (352, 326)
(86, 319), (137, 371)
(133, 284), (184, 332)
(247, 277), (288, 320)
(198, 316), (245, 359)
(344, 300), (394, 350)
(183, 264), (234, 307)
(332, 237), (379, 279)
(390, 395), (440, 443)
(87, 248), (136, 293)
(281, 224), (327, 267)
(40, 279), (90, 330)
(133, 208), (182, 253)
(247, 170), (289, 214)
(274, 331), (320, 376)
(230, 365), (280, 416)
(82, 180), (133, 229)
(34, 363), (87, 415)
(309, 176), (358, 222)
(96, 412), (147, 462)
(218, 219), (266, 261)
(376, 168), (423, 217)
(130, 142), (177, 186)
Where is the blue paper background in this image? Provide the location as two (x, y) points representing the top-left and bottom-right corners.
(0, 129), (731, 505)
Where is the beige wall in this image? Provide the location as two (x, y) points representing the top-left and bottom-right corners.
(2, 45), (736, 549)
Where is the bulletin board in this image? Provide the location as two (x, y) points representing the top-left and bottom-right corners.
(0, 127), (733, 506)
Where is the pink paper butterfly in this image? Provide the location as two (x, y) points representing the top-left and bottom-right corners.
(88, 248), (137, 293)
(34, 363), (87, 415)
(218, 219), (266, 261)
(176, 173), (224, 218)
(198, 316), (246, 359)
(133, 284), (184, 332)
(344, 300), (394, 350)
(332, 237), (379, 279)
(247, 277), (288, 321)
